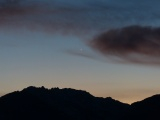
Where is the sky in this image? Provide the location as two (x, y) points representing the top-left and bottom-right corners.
(1, 0), (160, 104)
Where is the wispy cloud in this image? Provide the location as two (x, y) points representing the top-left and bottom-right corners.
(65, 49), (101, 61)
(0, 0), (109, 34)
(1, 0), (160, 35)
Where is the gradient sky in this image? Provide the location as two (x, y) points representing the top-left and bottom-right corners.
(1, 0), (160, 104)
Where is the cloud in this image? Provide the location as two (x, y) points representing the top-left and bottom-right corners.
(0, 0), (109, 34)
(2, 0), (160, 64)
(66, 49), (100, 61)
(1, 0), (160, 35)
(0, 0), (33, 15)
(89, 25), (160, 65)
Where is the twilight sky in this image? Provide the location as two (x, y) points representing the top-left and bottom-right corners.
(1, 0), (160, 104)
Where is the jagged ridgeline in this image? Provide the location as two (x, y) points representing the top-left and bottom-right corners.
(0, 86), (160, 120)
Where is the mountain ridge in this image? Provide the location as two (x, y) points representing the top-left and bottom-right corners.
(0, 86), (160, 120)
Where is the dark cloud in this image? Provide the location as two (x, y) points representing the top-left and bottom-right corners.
(0, 0), (39, 28)
(89, 25), (160, 65)
(0, 0), (33, 15)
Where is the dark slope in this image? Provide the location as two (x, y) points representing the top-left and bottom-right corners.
(0, 86), (129, 120)
(126, 94), (160, 120)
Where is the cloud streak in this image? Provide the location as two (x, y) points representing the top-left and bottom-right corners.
(0, 0), (109, 34)
(89, 25), (160, 65)
(1, 0), (160, 35)
(65, 49), (102, 61)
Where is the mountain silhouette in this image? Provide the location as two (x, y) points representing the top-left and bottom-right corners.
(0, 86), (159, 120)
(126, 94), (160, 120)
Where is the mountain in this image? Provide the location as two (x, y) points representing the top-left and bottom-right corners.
(0, 86), (129, 120)
(126, 94), (160, 120)
(0, 86), (160, 120)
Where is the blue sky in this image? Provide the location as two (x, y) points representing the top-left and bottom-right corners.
(1, 0), (160, 104)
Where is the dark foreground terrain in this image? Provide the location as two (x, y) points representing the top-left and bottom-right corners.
(0, 86), (160, 120)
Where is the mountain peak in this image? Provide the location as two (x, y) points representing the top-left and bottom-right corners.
(131, 94), (160, 105)
(22, 86), (94, 98)
(23, 86), (47, 90)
